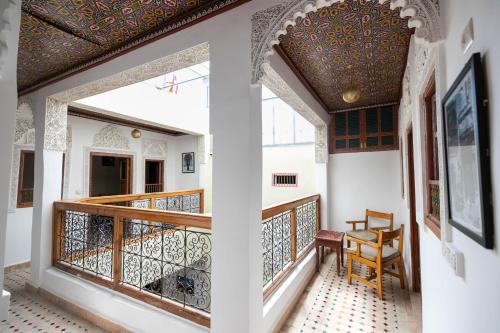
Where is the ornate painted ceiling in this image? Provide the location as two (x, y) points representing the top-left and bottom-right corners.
(17, 0), (245, 94)
(278, 0), (413, 112)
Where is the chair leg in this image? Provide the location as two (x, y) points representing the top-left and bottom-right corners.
(377, 266), (383, 300)
(398, 260), (406, 289)
(347, 254), (353, 285)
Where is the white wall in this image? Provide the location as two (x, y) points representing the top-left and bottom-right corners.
(262, 144), (316, 207)
(67, 115), (200, 198)
(4, 208), (32, 267)
(329, 150), (403, 232)
(417, 1), (500, 332)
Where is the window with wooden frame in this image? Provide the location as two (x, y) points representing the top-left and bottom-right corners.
(423, 75), (440, 238)
(329, 105), (399, 154)
(17, 150), (35, 208)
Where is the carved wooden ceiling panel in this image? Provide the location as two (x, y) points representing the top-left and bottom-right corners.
(278, 0), (412, 112)
(17, 0), (245, 94)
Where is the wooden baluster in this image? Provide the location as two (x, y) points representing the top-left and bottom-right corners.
(52, 207), (63, 265)
(291, 207), (297, 262)
(150, 197), (155, 209)
(113, 215), (123, 289)
(316, 198), (321, 232)
(199, 189), (205, 214)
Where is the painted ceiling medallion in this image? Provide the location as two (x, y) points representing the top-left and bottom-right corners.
(17, 0), (246, 93)
(277, 0), (413, 111)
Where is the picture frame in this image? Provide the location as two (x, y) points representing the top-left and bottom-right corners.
(442, 52), (493, 249)
(182, 152), (195, 173)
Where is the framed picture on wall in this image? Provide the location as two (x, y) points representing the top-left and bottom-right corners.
(182, 152), (195, 173)
(442, 52), (493, 249)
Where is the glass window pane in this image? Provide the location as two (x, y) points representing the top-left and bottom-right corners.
(381, 106), (394, 132)
(348, 111), (360, 135)
(366, 108), (378, 133)
(335, 112), (346, 136)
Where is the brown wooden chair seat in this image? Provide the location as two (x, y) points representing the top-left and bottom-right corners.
(345, 230), (377, 242)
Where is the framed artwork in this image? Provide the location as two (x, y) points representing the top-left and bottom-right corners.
(442, 52), (493, 248)
(182, 152), (195, 173)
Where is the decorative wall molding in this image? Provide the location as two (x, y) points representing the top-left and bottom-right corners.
(315, 125), (328, 164)
(262, 63), (324, 127)
(92, 125), (130, 150)
(251, 0), (441, 84)
(52, 43), (209, 103)
(62, 126), (72, 199)
(9, 103), (35, 211)
(44, 98), (67, 152)
(0, 0), (17, 79)
(142, 138), (168, 158)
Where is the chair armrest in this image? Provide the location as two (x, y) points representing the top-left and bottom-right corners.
(345, 235), (379, 249)
(346, 220), (367, 225)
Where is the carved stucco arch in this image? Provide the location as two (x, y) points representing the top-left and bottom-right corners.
(251, 0), (441, 84)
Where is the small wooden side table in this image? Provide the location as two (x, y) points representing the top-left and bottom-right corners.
(315, 230), (345, 275)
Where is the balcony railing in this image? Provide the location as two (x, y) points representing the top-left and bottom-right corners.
(429, 180), (440, 220)
(52, 190), (320, 327)
(53, 189), (210, 326)
(262, 194), (320, 299)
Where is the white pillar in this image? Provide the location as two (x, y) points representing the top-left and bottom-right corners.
(30, 97), (67, 288)
(210, 21), (263, 333)
(315, 125), (330, 229)
(0, 0), (22, 320)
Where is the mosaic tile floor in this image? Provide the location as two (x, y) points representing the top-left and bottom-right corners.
(1, 269), (107, 333)
(281, 252), (422, 333)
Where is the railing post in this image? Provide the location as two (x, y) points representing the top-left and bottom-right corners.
(316, 198), (321, 232)
(291, 207), (297, 262)
(52, 206), (62, 265)
(200, 189), (205, 214)
(113, 215), (123, 288)
(150, 197), (155, 209)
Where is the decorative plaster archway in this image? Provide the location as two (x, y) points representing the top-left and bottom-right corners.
(251, 0), (441, 85)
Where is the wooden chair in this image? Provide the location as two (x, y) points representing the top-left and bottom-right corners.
(346, 225), (405, 300)
(345, 209), (394, 247)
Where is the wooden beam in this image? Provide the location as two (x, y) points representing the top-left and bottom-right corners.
(68, 106), (187, 136)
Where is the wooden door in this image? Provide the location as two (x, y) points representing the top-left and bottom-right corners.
(407, 127), (421, 292)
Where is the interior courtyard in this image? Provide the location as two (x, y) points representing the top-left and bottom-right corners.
(0, 0), (499, 332)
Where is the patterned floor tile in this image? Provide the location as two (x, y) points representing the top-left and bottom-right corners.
(281, 252), (421, 333)
(1, 269), (107, 333)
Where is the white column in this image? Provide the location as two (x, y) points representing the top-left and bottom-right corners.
(0, 0), (21, 320)
(210, 21), (263, 333)
(30, 97), (67, 288)
(315, 125), (330, 229)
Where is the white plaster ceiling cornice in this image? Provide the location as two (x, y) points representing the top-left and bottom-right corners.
(0, 0), (17, 79)
(251, 0), (441, 84)
(52, 42), (209, 103)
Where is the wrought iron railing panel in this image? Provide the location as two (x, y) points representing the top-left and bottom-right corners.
(59, 211), (114, 279)
(262, 211), (292, 287)
(296, 201), (317, 254)
(154, 193), (200, 213)
(121, 219), (211, 313)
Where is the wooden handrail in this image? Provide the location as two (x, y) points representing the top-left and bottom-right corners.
(77, 188), (204, 204)
(262, 194), (320, 220)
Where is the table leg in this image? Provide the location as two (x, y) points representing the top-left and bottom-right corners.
(341, 243), (344, 267)
(321, 246), (325, 264)
(316, 242), (320, 272)
(336, 245), (341, 275)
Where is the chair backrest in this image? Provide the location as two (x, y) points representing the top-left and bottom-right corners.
(377, 225), (404, 253)
(365, 209), (394, 230)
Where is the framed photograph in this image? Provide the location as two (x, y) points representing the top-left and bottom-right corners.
(442, 52), (493, 248)
(182, 152), (195, 173)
